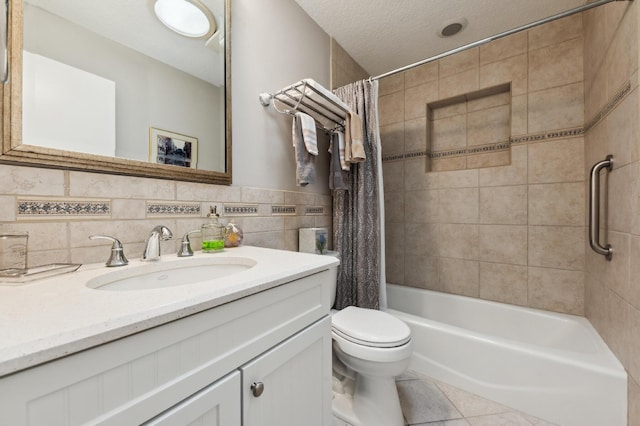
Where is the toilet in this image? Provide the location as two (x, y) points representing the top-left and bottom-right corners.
(326, 252), (412, 426)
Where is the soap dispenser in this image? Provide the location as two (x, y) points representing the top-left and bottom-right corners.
(201, 206), (225, 253)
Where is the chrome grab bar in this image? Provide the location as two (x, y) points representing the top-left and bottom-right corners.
(589, 155), (613, 260)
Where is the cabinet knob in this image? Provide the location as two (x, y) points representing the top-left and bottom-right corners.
(251, 381), (264, 397)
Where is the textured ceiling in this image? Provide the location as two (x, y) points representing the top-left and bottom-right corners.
(24, 0), (225, 86)
(294, 0), (589, 77)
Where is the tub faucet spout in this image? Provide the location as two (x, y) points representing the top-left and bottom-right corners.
(142, 225), (173, 261)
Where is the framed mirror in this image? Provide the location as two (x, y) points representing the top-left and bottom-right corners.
(1, 0), (232, 185)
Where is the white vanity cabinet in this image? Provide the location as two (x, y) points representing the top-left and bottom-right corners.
(0, 270), (333, 426)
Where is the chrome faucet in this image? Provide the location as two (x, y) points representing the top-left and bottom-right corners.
(142, 225), (173, 261)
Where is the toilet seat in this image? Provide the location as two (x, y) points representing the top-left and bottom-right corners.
(332, 306), (411, 348)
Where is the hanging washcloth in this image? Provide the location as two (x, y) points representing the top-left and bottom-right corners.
(337, 130), (349, 171)
(346, 112), (366, 163)
(329, 132), (349, 190)
(292, 112), (318, 186)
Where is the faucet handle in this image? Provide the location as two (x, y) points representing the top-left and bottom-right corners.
(177, 229), (201, 257)
(89, 235), (129, 267)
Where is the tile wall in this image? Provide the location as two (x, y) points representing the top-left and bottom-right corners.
(379, 14), (587, 315)
(582, 1), (640, 423)
(330, 39), (369, 90)
(0, 165), (332, 266)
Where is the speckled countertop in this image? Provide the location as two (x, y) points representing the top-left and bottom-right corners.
(0, 246), (338, 377)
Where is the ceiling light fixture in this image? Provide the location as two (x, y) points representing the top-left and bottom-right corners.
(153, 0), (217, 39)
(438, 18), (468, 38)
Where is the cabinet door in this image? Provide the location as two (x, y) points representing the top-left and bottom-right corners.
(241, 316), (332, 426)
(145, 371), (241, 426)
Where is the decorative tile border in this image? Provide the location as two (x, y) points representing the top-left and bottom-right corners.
(146, 202), (201, 216)
(223, 204), (259, 216)
(305, 206), (325, 215)
(17, 199), (111, 217)
(382, 126), (588, 163)
(271, 205), (297, 215)
(510, 127), (584, 145)
(585, 80), (632, 132)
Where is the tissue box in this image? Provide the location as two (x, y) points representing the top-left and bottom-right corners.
(299, 227), (328, 254)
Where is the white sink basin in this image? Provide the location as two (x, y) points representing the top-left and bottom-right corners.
(86, 257), (257, 291)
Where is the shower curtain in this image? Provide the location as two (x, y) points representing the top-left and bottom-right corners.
(332, 79), (386, 310)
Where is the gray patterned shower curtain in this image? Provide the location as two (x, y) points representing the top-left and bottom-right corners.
(332, 79), (385, 310)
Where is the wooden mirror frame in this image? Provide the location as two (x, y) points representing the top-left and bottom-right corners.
(0, 0), (232, 185)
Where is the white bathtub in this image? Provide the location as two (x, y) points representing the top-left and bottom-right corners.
(385, 284), (627, 426)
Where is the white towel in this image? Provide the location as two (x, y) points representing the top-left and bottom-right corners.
(294, 112), (318, 155)
(292, 113), (317, 186)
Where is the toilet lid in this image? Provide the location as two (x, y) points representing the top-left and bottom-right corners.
(332, 306), (411, 348)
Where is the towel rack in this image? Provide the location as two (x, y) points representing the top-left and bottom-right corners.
(589, 155), (613, 260)
(259, 79), (350, 133)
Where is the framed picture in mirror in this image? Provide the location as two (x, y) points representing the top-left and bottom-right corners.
(149, 127), (198, 169)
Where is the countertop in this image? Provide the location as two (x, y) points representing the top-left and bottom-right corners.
(0, 246), (338, 377)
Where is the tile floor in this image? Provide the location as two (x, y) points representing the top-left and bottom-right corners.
(333, 370), (558, 426)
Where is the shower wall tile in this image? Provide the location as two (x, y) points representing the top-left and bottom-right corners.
(438, 188), (479, 224)
(405, 118), (427, 152)
(527, 138), (585, 184)
(479, 186), (527, 225)
(431, 156), (466, 172)
(438, 258), (480, 297)
(479, 262), (528, 306)
(431, 114), (467, 151)
(405, 223), (439, 257)
(606, 91), (640, 168)
(404, 158), (437, 191)
(405, 190), (438, 224)
(478, 145), (527, 187)
(379, 73), (405, 96)
(467, 105), (511, 146)
(386, 222), (405, 285)
(608, 162), (639, 234)
(382, 161), (405, 192)
(479, 32), (527, 66)
(467, 91), (510, 112)
(528, 182), (584, 226)
(605, 3), (638, 100)
(510, 95), (528, 136)
(439, 48), (479, 78)
(528, 226), (585, 271)
(528, 13), (583, 51)
(380, 122), (405, 156)
(628, 235), (640, 310)
(438, 169), (478, 188)
(378, 91), (405, 126)
(605, 231), (632, 305)
(405, 62), (438, 88)
(438, 224), (478, 260)
(405, 81), (438, 120)
(479, 54), (528, 96)
(528, 267), (584, 315)
(528, 37), (584, 92)
(527, 82), (584, 133)
(431, 101), (467, 120)
(439, 69), (479, 100)
(384, 190), (405, 223)
(478, 225), (527, 266)
(466, 150), (510, 169)
(405, 255), (438, 290)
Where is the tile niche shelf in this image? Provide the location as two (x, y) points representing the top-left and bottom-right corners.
(427, 83), (512, 172)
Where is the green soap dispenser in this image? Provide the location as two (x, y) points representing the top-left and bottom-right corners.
(202, 206), (225, 252)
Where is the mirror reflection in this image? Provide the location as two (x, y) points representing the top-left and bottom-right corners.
(22, 0), (227, 173)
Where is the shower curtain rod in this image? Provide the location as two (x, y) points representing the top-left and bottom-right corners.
(371, 0), (632, 81)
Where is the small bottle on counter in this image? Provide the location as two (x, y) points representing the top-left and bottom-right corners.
(201, 206), (225, 253)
